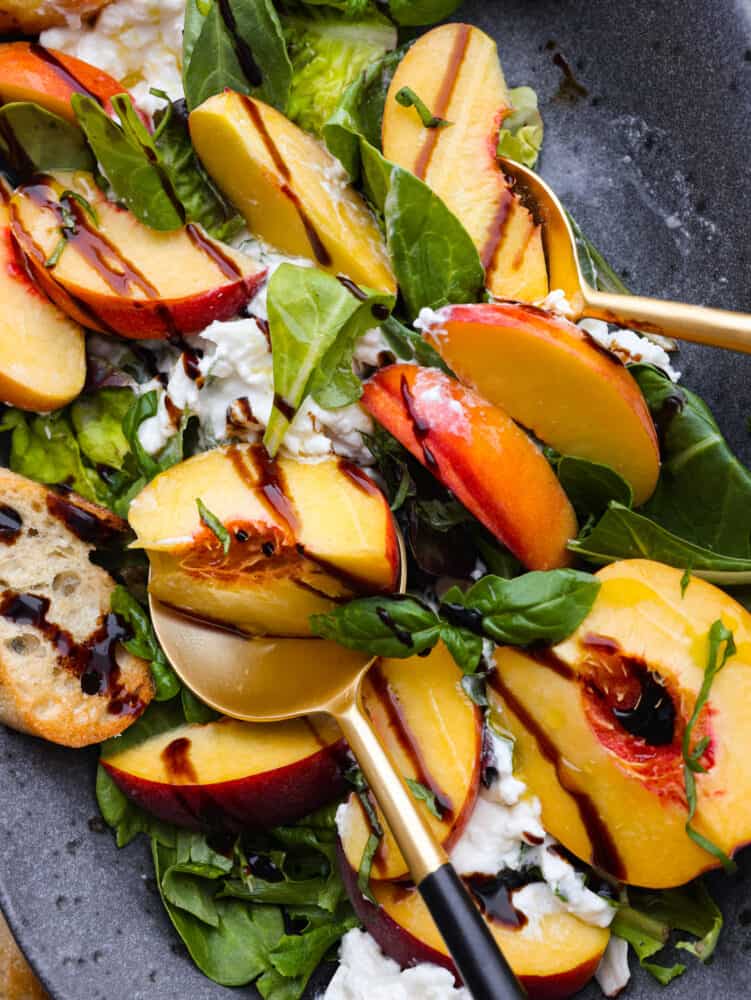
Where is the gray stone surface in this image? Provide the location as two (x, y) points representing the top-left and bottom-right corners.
(1, 1), (750, 996)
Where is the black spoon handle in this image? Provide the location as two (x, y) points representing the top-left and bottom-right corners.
(420, 864), (528, 1000)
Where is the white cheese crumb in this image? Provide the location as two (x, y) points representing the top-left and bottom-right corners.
(414, 306), (450, 337)
(536, 288), (577, 318)
(579, 318), (681, 381)
(595, 936), (631, 997)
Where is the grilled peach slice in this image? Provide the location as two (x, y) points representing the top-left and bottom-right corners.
(421, 302), (660, 505)
(189, 92), (396, 293)
(491, 560), (751, 888)
(0, 42), (125, 123)
(340, 859), (609, 999)
(129, 446), (400, 637)
(362, 365), (577, 570)
(9, 172), (264, 339)
(339, 642), (482, 881)
(0, 182), (85, 411)
(102, 715), (347, 831)
(382, 24), (547, 302)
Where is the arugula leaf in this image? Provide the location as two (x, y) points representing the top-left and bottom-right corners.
(395, 86), (451, 129)
(496, 86), (543, 169)
(682, 620), (737, 871)
(197, 498), (231, 554)
(387, 0), (464, 26)
(72, 94), (185, 231)
(441, 570), (600, 646)
(0, 102), (94, 174)
(110, 585), (180, 701)
(310, 595), (442, 658)
(405, 778), (443, 819)
(284, 6), (396, 137)
(183, 0), (292, 112)
(151, 94), (243, 240)
(264, 264), (394, 454)
(556, 455), (634, 521)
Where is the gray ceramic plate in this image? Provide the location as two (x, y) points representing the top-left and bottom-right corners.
(1, 1), (750, 997)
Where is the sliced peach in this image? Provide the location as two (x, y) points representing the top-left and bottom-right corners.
(0, 42), (126, 123)
(189, 92), (396, 293)
(9, 172), (265, 339)
(340, 855), (608, 999)
(382, 24), (548, 302)
(491, 559), (751, 888)
(102, 715), (346, 831)
(422, 302), (660, 505)
(0, 182), (85, 411)
(362, 364), (577, 570)
(129, 446), (400, 637)
(339, 642), (481, 881)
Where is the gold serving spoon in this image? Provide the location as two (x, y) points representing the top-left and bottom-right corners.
(499, 155), (751, 353)
(149, 529), (526, 1000)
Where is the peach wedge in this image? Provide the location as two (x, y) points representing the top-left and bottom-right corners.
(339, 642), (482, 881)
(190, 92), (396, 293)
(421, 302), (660, 505)
(0, 182), (85, 411)
(10, 172), (265, 339)
(340, 859), (609, 999)
(491, 559), (751, 888)
(129, 446), (400, 637)
(102, 715), (346, 831)
(362, 364), (577, 570)
(0, 42), (125, 124)
(382, 23), (548, 302)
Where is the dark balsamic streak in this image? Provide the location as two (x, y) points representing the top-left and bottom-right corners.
(186, 224), (242, 280)
(217, 0), (263, 87)
(336, 274), (368, 301)
(400, 374), (438, 469)
(162, 737), (198, 783)
(273, 393), (296, 422)
(465, 871), (531, 928)
(376, 607), (413, 648)
(46, 492), (127, 547)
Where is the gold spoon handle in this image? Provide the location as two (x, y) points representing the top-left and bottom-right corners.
(584, 288), (751, 354)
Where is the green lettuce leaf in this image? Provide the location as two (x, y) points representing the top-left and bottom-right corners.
(284, 6), (396, 136)
(497, 86), (544, 168)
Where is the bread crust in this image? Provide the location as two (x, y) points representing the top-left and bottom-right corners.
(0, 911), (48, 1000)
(0, 0), (109, 35)
(0, 469), (153, 747)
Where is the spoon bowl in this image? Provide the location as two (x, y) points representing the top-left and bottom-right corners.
(499, 155), (751, 353)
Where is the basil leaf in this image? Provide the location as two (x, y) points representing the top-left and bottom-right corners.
(444, 570), (600, 646)
(570, 503), (751, 584)
(405, 778), (443, 819)
(151, 96), (242, 240)
(387, 0), (464, 26)
(264, 264), (394, 454)
(72, 94), (184, 231)
(183, 0), (291, 112)
(310, 596), (442, 658)
(497, 86), (543, 169)
(384, 161), (484, 318)
(110, 585), (180, 701)
(197, 498), (231, 554)
(0, 102), (94, 174)
(440, 624), (483, 673)
(556, 455), (634, 520)
(395, 86), (452, 129)
(357, 832), (381, 905)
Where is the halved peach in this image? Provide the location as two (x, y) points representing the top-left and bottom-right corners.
(422, 302), (660, 505)
(382, 24), (548, 302)
(491, 559), (751, 888)
(340, 855), (609, 999)
(0, 182), (85, 411)
(189, 92), (396, 293)
(129, 446), (400, 637)
(0, 42), (126, 124)
(339, 642), (481, 881)
(362, 364), (577, 570)
(102, 715), (347, 831)
(10, 172), (265, 339)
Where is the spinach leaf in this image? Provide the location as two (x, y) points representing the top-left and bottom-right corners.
(387, 0), (464, 26)
(395, 86), (451, 129)
(0, 102), (94, 174)
(380, 314), (453, 372)
(497, 86), (543, 169)
(441, 570), (600, 646)
(311, 595), (442, 657)
(72, 94), (185, 231)
(266, 917), (358, 987)
(110, 585), (180, 701)
(182, 686), (221, 724)
(151, 95), (243, 240)
(264, 264), (394, 454)
(95, 761), (178, 849)
(183, 0), (292, 112)
(556, 455), (634, 521)
(100, 699), (186, 759)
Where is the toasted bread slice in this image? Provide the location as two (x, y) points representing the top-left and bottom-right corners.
(0, 912), (48, 1000)
(0, 469), (153, 747)
(0, 0), (109, 34)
